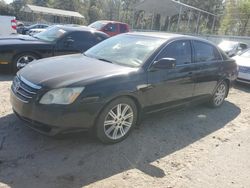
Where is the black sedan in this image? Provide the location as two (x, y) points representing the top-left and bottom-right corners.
(10, 33), (238, 143)
(0, 25), (109, 71)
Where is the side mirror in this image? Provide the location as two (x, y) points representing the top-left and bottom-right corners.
(64, 38), (74, 47)
(151, 58), (176, 70)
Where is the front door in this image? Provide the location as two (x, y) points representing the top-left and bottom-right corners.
(146, 40), (196, 111)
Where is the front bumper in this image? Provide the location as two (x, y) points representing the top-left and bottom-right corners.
(10, 89), (104, 136)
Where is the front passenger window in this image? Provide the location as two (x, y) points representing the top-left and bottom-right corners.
(157, 40), (192, 65)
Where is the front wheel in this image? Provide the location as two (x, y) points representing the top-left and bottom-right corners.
(96, 97), (138, 144)
(209, 81), (228, 108)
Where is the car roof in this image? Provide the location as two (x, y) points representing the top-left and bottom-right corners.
(126, 32), (212, 44)
(96, 20), (129, 25)
(54, 25), (109, 36)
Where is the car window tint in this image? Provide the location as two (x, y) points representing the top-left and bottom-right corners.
(239, 43), (248, 50)
(95, 33), (108, 43)
(157, 40), (192, 65)
(193, 41), (221, 62)
(105, 23), (117, 32)
(120, 24), (128, 33)
(66, 31), (93, 43)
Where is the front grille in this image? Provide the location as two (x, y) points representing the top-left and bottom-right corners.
(239, 66), (250, 74)
(11, 76), (41, 103)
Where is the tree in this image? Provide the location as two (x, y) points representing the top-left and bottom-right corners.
(219, 0), (250, 36)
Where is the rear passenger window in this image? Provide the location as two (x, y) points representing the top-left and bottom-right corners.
(95, 33), (108, 43)
(120, 24), (128, 33)
(157, 40), (192, 65)
(193, 41), (221, 62)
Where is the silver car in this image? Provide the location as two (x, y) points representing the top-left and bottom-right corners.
(233, 49), (250, 84)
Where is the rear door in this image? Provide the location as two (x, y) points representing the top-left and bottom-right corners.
(146, 40), (196, 110)
(192, 40), (223, 97)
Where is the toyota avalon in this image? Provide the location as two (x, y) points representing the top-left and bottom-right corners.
(10, 33), (238, 143)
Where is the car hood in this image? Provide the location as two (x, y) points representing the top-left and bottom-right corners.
(0, 35), (50, 45)
(18, 54), (137, 88)
(232, 56), (250, 67)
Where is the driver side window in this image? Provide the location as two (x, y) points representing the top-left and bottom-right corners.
(104, 23), (117, 32)
(157, 40), (192, 65)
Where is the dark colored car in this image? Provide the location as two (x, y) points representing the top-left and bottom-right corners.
(88, 20), (130, 36)
(10, 33), (238, 143)
(0, 25), (109, 71)
(17, 23), (49, 35)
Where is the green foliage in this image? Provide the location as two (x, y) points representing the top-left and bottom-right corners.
(4, 0), (249, 36)
(220, 0), (250, 36)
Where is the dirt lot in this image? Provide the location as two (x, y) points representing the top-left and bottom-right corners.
(0, 73), (250, 188)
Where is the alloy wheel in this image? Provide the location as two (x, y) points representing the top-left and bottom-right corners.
(213, 83), (227, 106)
(16, 55), (37, 69)
(104, 103), (134, 140)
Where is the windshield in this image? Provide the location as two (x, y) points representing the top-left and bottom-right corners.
(34, 26), (67, 42)
(88, 21), (107, 30)
(218, 41), (237, 51)
(240, 49), (250, 58)
(84, 34), (166, 68)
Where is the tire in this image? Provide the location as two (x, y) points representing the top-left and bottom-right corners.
(13, 53), (38, 72)
(96, 97), (138, 144)
(209, 81), (228, 108)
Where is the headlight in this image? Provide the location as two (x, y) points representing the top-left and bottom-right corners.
(40, 87), (85, 105)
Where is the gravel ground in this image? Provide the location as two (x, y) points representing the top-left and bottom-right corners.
(0, 73), (250, 188)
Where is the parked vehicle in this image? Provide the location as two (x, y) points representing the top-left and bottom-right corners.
(28, 28), (47, 36)
(0, 25), (109, 71)
(88, 20), (130, 36)
(233, 48), (250, 84)
(10, 33), (238, 143)
(0, 16), (17, 36)
(17, 23), (49, 35)
(218, 40), (248, 57)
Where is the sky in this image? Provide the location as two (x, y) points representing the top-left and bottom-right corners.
(4, 0), (13, 4)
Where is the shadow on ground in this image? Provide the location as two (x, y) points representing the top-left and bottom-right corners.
(0, 101), (241, 188)
(0, 69), (14, 81)
(234, 82), (250, 93)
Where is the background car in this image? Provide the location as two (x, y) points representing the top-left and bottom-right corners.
(88, 20), (130, 36)
(233, 48), (250, 84)
(0, 25), (109, 71)
(10, 33), (238, 143)
(17, 23), (49, 35)
(28, 28), (48, 36)
(218, 40), (248, 57)
(0, 15), (17, 36)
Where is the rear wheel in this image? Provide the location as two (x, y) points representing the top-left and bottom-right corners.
(209, 81), (228, 108)
(96, 97), (138, 144)
(13, 53), (38, 72)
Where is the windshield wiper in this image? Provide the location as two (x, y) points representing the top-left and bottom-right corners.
(97, 58), (113, 64)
